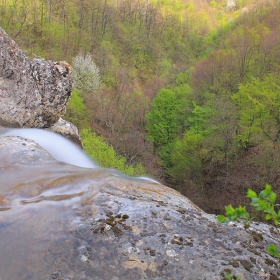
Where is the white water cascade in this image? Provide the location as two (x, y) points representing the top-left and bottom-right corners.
(0, 128), (98, 169)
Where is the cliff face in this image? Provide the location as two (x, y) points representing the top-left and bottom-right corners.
(0, 27), (72, 128)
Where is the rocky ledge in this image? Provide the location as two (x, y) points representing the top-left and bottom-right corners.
(0, 136), (279, 280)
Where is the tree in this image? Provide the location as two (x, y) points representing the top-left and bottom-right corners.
(72, 52), (101, 94)
(192, 49), (239, 97)
(170, 102), (213, 179)
(170, 130), (205, 181)
(254, 29), (280, 78)
(228, 26), (260, 80)
(232, 74), (280, 148)
(145, 88), (185, 170)
(146, 88), (182, 149)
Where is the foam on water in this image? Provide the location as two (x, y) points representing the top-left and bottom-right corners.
(0, 128), (98, 168)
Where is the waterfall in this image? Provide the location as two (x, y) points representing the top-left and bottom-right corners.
(0, 128), (98, 169)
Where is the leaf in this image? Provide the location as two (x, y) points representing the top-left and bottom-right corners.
(264, 184), (272, 195)
(258, 190), (266, 199)
(267, 243), (277, 254)
(267, 243), (280, 258)
(257, 200), (270, 211)
(265, 214), (272, 220)
(250, 196), (260, 205)
(217, 215), (227, 223)
(241, 211), (250, 220)
(247, 189), (257, 198)
(225, 204), (235, 216)
(258, 184), (272, 199)
(268, 192), (277, 203)
(259, 184), (272, 199)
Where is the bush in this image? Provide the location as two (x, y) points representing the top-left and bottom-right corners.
(80, 128), (146, 176)
(217, 184), (280, 259)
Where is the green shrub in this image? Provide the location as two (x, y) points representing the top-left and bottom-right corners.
(217, 184), (280, 259)
(64, 88), (89, 129)
(80, 128), (146, 176)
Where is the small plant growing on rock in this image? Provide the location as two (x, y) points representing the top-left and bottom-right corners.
(222, 269), (241, 280)
(247, 184), (280, 226)
(217, 205), (250, 224)
(218, 184), (280, 226)
(266, 243), (280, 258)
(217, 184), (280, 259)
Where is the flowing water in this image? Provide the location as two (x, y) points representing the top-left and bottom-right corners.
(0, 128), (98, 168)
(0, 129), (165, 279)
(0, 163), (113, 279)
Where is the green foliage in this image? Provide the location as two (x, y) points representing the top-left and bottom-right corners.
(218, 184), (279, 226)
(168, 100), (216, 180)
(217, 205), (250, 223)
(158, 58), (172, 78)
(218, 184), (280, 259)
(174, 70), (191, 85)
(266, 243), (280, 258)
(133, 162), (147, 177)
(80, 128), (145, 176)
(170, 130), (205, 180)
(170, 75), (194, 132)
(187, 103), (213, 134)
(64, 88), (89, 130)
(233, 74), (280, 148)
(247, 184), (280, 226)
(146, 89), (182, 149)
(223, 270), (242, 280)
(210, 0), (218, 8)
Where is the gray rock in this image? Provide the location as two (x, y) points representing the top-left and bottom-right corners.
(0, 136), (279, 280)
(0, 135), (55, 168)
(46, 118), (83, 147)
(0, 27), (72, 128)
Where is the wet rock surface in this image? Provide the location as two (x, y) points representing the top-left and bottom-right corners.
(0, 27), (72, 128)
(46, 118), (83, 147)
(0, 135), (55, 168)
(0, 137), (280, 280)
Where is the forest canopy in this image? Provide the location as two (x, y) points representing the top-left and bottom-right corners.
(1, 0), (280, 214)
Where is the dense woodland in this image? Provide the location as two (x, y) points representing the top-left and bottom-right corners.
(1, 0), (280, 214)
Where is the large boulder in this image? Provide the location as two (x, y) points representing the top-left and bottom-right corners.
(0, 27), (72, 128)
(0, 136), (279, 280)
